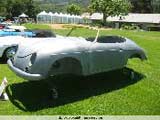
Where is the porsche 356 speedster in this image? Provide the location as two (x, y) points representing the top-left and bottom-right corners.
(8, 31), (147, 81)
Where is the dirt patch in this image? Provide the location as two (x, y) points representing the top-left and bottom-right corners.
(49, 24), (113, 30)
(50, 24), (67, 29)
(49, 24), (91, 29)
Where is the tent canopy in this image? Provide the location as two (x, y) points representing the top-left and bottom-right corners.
(19, 13), (28, 18)
(37, 11), (48, 16)
(37, 11), (85, 24)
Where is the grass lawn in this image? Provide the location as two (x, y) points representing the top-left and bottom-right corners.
(0, 24), (160, 115)
(23, 23), (52, 30)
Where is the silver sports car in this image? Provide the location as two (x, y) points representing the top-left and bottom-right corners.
(8, 31), (147, 81)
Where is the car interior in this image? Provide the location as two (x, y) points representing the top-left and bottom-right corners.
(32, 30), (56, 38)
(86, 36), (126, 43)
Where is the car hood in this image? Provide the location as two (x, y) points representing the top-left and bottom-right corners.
(16, 37), (89, 57)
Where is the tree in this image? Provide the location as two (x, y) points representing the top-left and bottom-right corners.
(89, 0), (132, 25)
(0, 1), (6, 16)
(25, 0), (40, 20)
(151, 0), (160, 13)
(11, 0), (26, 17)
(67, 4), (81, 15)
(0, 0), (39, 19)
(129, 0), (160, 13)
(5, 0), (14, 19)
(130, 0), (152, 13)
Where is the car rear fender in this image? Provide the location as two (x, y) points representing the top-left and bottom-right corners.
(129, 51), (147, 61)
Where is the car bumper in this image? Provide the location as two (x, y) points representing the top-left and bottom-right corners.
(7, 59), (44, 81)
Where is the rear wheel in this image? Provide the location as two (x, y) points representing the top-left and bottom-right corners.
(122, 68), (135, 80)
(50, 88), (58, 99)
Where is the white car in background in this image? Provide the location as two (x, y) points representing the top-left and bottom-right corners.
(0, 36), (24, 61)
(5, 25), (26, 31)
(0, 30), (56, 61)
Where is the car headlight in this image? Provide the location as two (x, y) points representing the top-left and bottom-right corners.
(29, 53), (37, 67)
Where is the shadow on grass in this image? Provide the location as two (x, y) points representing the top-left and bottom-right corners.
(0, 59), (6, 64)
(6, 68), (145, 112)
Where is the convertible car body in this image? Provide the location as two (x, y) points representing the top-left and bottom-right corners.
(8, 31), (147, 81)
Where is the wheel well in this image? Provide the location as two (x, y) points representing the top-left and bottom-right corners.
(129, 53), (142, 59)
(49, 57), (83, 76)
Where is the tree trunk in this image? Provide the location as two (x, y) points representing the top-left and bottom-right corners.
(102, 13), (107, 26)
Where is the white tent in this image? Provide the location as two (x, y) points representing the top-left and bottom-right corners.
(37, 11), (48, 16)
(90, 13), (103, 20)
(37, 11), (49, 23)
(36, 11), (84, 24)
(48, 12), (54, 23)
(19, 13), (28, 18)
(53, 12), (59, 23)
(63, 14), (69, 24)
(58, 13), (64, 23)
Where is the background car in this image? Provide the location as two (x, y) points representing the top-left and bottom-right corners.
(0, 23), (6, 29)
(0, 30), (56, 61)
(0, 22), (12, 29)
(0, 26), (34, 37)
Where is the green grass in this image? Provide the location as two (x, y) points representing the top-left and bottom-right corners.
(23, 23), (52, 30)
(0, 25), (160, 115)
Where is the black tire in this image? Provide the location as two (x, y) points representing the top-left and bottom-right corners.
(50, 88), (58, 99)
(122, 68), (135, 80)
(2, 49), (9, 62)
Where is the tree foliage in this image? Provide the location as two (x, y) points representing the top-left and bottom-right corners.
(130, 0), (152, 13)
(0, 0), (159, 20)
(25, 0), (40, 19)
(151, 0), (160, 13)
(89, 0), (132, 25)
(0, 1), (6, 16)
(0, 0), (40, 19)
(67, 4), (81, 15)
(130, 0), (160, 13)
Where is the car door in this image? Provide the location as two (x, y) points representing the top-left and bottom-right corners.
(89, 42), (125, 74)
